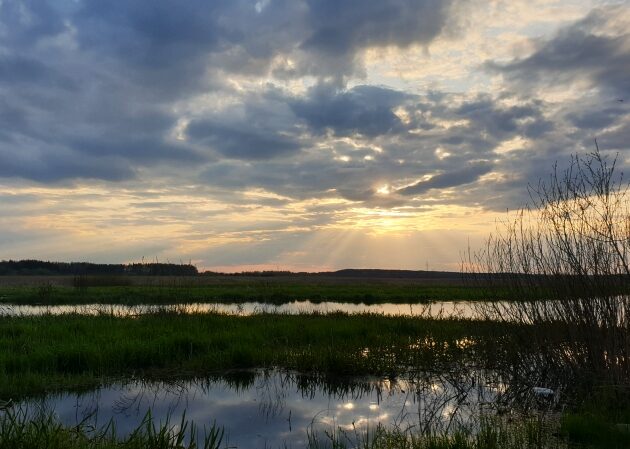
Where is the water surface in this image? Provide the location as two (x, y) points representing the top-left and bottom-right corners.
(18, 370), (508, 448)
(0, 300), (482, 318)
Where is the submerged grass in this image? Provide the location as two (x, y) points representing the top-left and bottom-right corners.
(0, 312), (514, 398)
(0, 283), (507, 306)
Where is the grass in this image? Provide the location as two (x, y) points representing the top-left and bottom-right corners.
(557, 385), (630, 448)
(0, 409), (564, 449)
(0, 310), (627, 449)
(0, 312), (515, 398)
(560, 413), (630, 448)
(0, 408), (224, 449)
(4, 408), (627, 449)
(0, 283), (508, 306)
(307, 418), (567, 449)
(307, 412), (630, 449)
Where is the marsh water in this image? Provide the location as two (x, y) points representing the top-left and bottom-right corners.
(1, 299), (559, 446)
(18, 369), (516, 448)
(0, 300), (484, 318)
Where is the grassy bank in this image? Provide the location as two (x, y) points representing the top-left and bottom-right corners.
(0, 312), (513, 398)
(0, 283), (506, 306)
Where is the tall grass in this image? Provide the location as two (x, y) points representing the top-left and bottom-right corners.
(0, 407), (224, 449)
(0, 312), (515, 398)
(2, 406), (629, 449)
(306, 417), (568, 449)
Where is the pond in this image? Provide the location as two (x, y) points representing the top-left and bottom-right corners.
(15, 369), (516, 448)
(0, 300), (484, 318)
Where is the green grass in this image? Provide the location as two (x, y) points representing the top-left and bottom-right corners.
(0, 409), (567, 449)
(0, 312), (514, 398)
(3, 405), (629, 449)
(0, 408), (224, 449)
(307, 418), (568, 449)
(560, 413), (630, 448)
(558, 386), (630, 448)
(0, 283), (507, 306)
(3, 407), (628, 449)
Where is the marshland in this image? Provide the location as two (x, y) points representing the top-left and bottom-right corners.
(3, 0), (630, 446)
(3, 150), (630, 448)
(0, 275), (629, 448)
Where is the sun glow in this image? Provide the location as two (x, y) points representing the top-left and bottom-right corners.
(2, 179), (497, 272)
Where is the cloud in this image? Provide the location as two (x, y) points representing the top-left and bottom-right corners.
(455, 98), (553, 139)
(187, 84), (567, 208)
(0, 148), (135, 182)
(2, 0), (630, 272)
(0, 0), (464, 184)
(303, 0), (451, 54)
(187, 121), (302, 159)
(291, 84), (409, 136)
(566, 106), (626, 130)
(0, 55), (74, 89)
(487, 6), (630, 97)
(0, 0), (65, 47)
(397, 161), (493, 196)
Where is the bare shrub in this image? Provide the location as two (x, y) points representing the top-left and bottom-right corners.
(467, 146), (630, 388)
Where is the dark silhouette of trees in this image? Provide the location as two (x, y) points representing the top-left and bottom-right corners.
(0, 260), (198, 276)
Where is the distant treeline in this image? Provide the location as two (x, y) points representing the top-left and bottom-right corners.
(0, 260), (198, 276)
(201, 268), (464, 279)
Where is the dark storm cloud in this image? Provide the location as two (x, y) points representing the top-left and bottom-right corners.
(2, 0), (619, 213)
(0, 0), (460, 184)
(567, 107), (626, 130)
(0, 150), (135, 183)
(480, 4), (630, 201)
(0, 55), (73, 89)
(187, 121), (302, 159)
(185, 90), (306, 160)
(71, 0), (235, 99)
(69, 136), (203, 163)
(192, 85), (564, 206)
(291, 84), (409, 136)
(397, 162), (493, 196)
(303, 0), (454, 55)
(454, 99), (552, 139)
(590, 118), (630, 152)
(488, 6), (630, 98)
(0, 0), (65, 46)
(72, 0), (458, 86)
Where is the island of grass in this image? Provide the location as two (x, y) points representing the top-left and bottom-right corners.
(0, 270), (513, 305)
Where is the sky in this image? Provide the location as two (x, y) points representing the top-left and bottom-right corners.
(0, 0), (629, 272)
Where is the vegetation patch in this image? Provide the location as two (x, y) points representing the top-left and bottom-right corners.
(0, 312), (514, 398)
(0, 283), (506, 306)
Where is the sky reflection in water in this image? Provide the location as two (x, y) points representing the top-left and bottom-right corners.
(21, 370), (504, 448)
(0, 300), (481, 318)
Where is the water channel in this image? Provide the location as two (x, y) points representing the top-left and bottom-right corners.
(0, 300), (484, 318)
